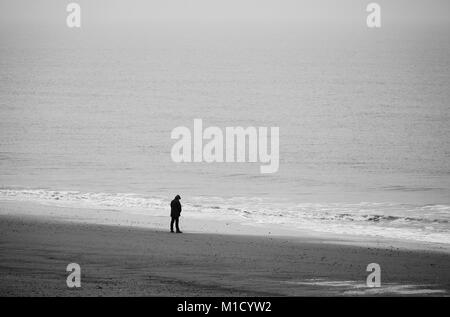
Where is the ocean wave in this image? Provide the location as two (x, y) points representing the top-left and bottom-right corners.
(0, 188), (168, 214)
(1, 188), (449, 244)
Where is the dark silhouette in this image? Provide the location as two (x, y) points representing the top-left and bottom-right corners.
(170, 195), (182, 233)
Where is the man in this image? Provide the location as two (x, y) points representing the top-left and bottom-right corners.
(170, 195), (182, 233)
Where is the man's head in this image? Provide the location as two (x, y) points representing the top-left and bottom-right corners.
(175, 195), (181, 200)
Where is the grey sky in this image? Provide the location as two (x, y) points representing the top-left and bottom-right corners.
(0, 0), (449, 48)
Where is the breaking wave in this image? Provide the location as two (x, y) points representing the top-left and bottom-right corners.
(1, 188), (449, 244)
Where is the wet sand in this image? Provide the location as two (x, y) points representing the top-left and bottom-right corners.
(1, 209), (449, 296)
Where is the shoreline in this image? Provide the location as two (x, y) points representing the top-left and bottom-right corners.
(1, 201), (450, 296)
(0, 200), (449, 254)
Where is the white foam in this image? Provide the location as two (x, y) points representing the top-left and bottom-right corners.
(286, 279), (447, 295)
(1, 188), (450, 244)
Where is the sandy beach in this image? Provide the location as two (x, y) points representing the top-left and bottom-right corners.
(1, 202), (449, 296)
(1, 0), (450, 301)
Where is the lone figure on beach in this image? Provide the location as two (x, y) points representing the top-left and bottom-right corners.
(170, 195), (182, 233)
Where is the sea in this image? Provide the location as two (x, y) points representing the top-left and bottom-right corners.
(1, 14), (449, 244)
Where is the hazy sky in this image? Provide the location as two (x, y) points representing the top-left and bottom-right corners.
(0, 0), (449, 48)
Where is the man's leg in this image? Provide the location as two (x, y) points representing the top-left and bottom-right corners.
(170, 217), (175, 232)
(175, 217), (181, 233)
